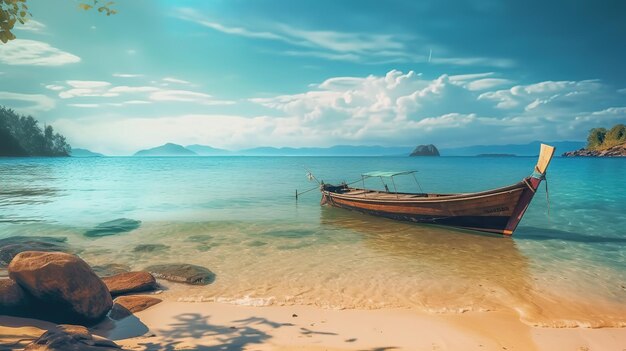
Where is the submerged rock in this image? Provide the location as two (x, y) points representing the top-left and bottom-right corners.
(145, 263), (215, 285)
(109, 295), (162, 320)
(84, 218), (141, 238)
(133, 244), (169, 253)
(102, 271), (157, 296)
(91, 263), (130, 278)
(0, 278), (29, 314)
(0, 236), (70, 267)
(24, 324), (120, 351)
(246, 240), (268, 247)
(8, 251), (113, 324)
(185, 234), (213, 242)
(409, 144), (440, 156)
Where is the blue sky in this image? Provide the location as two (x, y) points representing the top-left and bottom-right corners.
(0, 0), (624, 155)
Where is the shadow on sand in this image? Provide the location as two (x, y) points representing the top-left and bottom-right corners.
(131, 312), (396, 351)
(135, 313), (272, 351)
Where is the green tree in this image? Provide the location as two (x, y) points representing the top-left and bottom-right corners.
(604, 124), (626, 148)
(0, 106), (71, 156)
(586, 128), (607, 150)
(0, 0), (115, 43)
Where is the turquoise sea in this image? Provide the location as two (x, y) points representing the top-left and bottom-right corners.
(1, 156), (625, 327)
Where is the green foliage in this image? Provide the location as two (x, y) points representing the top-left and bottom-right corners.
(586, 124), (626, 150)
(604, 124), (626, 148)
(78, 0), (117, 16)
(0, 0), (30, 43)
(0, 106), (71, 156)
(586, 128), (607, 150)
(0, 0), (116, 44)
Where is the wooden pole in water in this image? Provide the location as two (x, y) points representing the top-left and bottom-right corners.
(295, 189), (298, 200)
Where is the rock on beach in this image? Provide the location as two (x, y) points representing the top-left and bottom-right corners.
(8, 251), (113, 324)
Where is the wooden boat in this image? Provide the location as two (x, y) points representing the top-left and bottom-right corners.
(320, 144), (555, 236)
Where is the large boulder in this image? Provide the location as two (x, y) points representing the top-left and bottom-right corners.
(24, 324), (120, 351)
(409, 144), (440, 156)
(84, 218), (141, 238)
(0, 278), (29, 314)
(145, 263), (215, 285)
(102, 271), (157, 296)
(0, 236), (70, 268)
(8, 251), (113, 324)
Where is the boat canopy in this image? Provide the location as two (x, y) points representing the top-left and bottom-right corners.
(362, 171), (417, 178)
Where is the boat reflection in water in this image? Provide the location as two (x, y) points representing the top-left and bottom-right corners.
(319, 207), (626, 327)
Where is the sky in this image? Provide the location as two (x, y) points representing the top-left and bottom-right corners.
(0, 0), (624, 155)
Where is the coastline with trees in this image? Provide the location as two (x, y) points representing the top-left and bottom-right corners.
(562, 124), (626, 157)
(0, 106), (71, 157)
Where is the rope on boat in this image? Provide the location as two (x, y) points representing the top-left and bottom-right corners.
(529, 167), (551, 218)
(544, 172), (551, 218)
(296, 185), (320, 199)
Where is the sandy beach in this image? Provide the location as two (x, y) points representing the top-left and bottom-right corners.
(2, 300), (626, 351)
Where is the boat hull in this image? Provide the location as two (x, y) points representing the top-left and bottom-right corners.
(321, 177), (542, 235)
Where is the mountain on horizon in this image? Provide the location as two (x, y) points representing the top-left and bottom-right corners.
(238, 145), (412, 156)
(130, 141), (586, 157)
(70, 148), (103, 157)
(186, 144), (231, 156)
(134, 143), (198, 156)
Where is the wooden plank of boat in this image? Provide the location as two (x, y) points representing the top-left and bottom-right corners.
(320, 144), (556, 236)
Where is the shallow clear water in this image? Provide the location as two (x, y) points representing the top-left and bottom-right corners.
(1, 156), (625, 327)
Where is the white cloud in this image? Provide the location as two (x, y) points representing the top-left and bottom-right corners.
(67, 80), (111, 89)
(45, 84), (65, 91)
(50, 70), (624, 152)
(449, 73), (495, 81)
(247, 70), (624, 147)
(431, 57), (514, 68)
(15, 19), (46, 32)
(478, 80), (604, 110)
(68, 103), (100, 108)
(53, 114), (283, 155)
(0, 39), (80, 66)
(122, 100), (151, 105)
(113, 73), (143, 78)
(149, 90), (234, 105)
(465, 78), (514, 91)
(51, 80), (231, 106)
(0, 91), (55, 114)
(162, 77), (192, 84)
(59, 81), (116, 99)
(175, 8), (511, 67)
(109, 86), (159, 93)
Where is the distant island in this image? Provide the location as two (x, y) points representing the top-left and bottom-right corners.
(127, 141), (592, 157)
(562, 124), (626, 157)
(70, 148), (103, 157)
(443, 140), (585, 156)
(410, 144), (440, 156)
(0, 106), (71, 157)
(134, 143), (198, 156)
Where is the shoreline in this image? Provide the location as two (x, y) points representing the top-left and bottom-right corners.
(3, 301), (626, 351)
